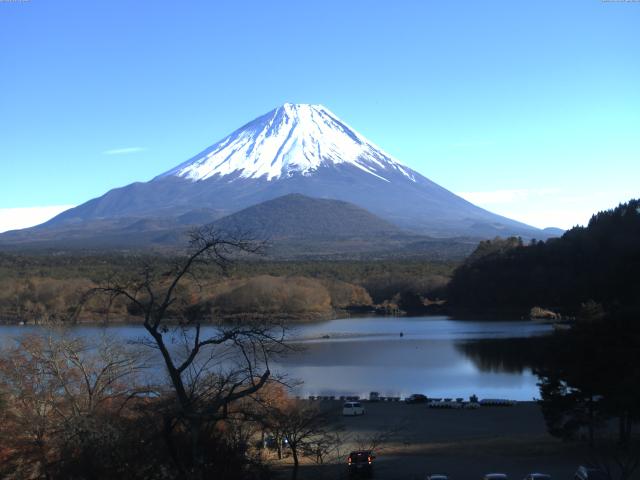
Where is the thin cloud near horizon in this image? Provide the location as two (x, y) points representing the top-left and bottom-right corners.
(0, 205), (76, 234)
(457, 188), (637, 231)
(102, 147), (147, 155)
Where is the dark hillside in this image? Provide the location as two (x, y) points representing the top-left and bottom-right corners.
(211, 193), (401, 239)
(0, 195), (477, 260)
(447, 199), (640, 315)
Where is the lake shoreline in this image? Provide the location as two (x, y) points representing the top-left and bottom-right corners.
(0, 315), (551, 401)
(0, 310), (350, 327)
(0, 306), (549, 327)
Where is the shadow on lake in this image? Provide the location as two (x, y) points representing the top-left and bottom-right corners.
(455, 335), (554, 375)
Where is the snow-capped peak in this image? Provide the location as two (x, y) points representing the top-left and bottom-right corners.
(158, 103), (417, 183)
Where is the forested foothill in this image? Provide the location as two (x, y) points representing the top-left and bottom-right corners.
(451, 200), (640, 478)
(2, 199), (639, 325)
(0, 252), (454, 324)
(448, 199), (640, 318)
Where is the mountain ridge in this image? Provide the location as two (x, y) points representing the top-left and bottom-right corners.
(0, 194), (479, 260)
(1, 103), (560, 248)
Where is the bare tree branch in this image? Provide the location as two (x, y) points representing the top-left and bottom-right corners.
(88, 226), (284, 475)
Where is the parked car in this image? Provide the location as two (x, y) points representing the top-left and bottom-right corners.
(574, 466), (607, 480)
(426, 474), (449, 480)
(524, 474), (551, 480)
(483, 474), (508, 480)
(405, 393), (428, 404)
(429, 400), (464, 409)
(479, 399), (516, 406)
(343, 401), (365, 416)
(263, 435), (288, 449)
(347, 450), (375, 477)
(369, 391), (380, 402)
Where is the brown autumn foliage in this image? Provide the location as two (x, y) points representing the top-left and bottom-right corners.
(212, 275), (333, 315)
(0, 332), (286, 479)
(318, 278), (372, 309)
(0, 334), (146, 479)
(229, 382), (339, 479)
(0, 276), (135, 324)
(0, 252), (457, 324)
(0, 273), (377, 323)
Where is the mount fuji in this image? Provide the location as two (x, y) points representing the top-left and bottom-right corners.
(158, 103), (418, 184)
(1, 103), (554, 252)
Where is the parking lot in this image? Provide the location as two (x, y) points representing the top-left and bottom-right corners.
(281, 401), (588, 480)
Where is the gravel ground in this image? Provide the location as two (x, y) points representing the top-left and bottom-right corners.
(275, 401), (591, 480)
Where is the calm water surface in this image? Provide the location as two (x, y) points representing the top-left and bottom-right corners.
(0, 316), (552, 401)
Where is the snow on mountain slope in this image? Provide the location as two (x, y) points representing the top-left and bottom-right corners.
(158, 103), (417, 183)
(1, 102), (556, 246)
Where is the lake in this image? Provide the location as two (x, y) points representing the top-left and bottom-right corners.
(0, 315), (552, 401)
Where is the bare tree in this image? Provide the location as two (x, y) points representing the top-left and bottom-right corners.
(587, 442), (640, 480)
(262, 399), (335, 480)
(351, 421), (405, 453)
(0, 335), (58, 479)
(0, 333), (144, 479)
(94, 226), (288, 477)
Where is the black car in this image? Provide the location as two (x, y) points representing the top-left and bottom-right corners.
(405, 393), (428, 404)
(348, 450), (375, 477)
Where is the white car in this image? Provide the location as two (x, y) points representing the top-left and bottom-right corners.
(484, 474), (508, 480)
(524, 474), (551, 480)
(343, 401), (365, 416)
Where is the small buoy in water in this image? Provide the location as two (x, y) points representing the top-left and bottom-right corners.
(400, 332), (404, 337)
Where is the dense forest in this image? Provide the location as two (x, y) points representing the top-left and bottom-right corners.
(3, 199), (639, 324)
(0, 252), (454, 324)
(447, 199), (640, 316)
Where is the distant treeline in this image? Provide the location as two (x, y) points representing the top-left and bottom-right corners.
(4, 199), (639, 323)
(447, 199), (640, 316)
(0, 254), (455, 323)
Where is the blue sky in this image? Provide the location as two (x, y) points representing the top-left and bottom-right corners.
(1, 0), (638, 231)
